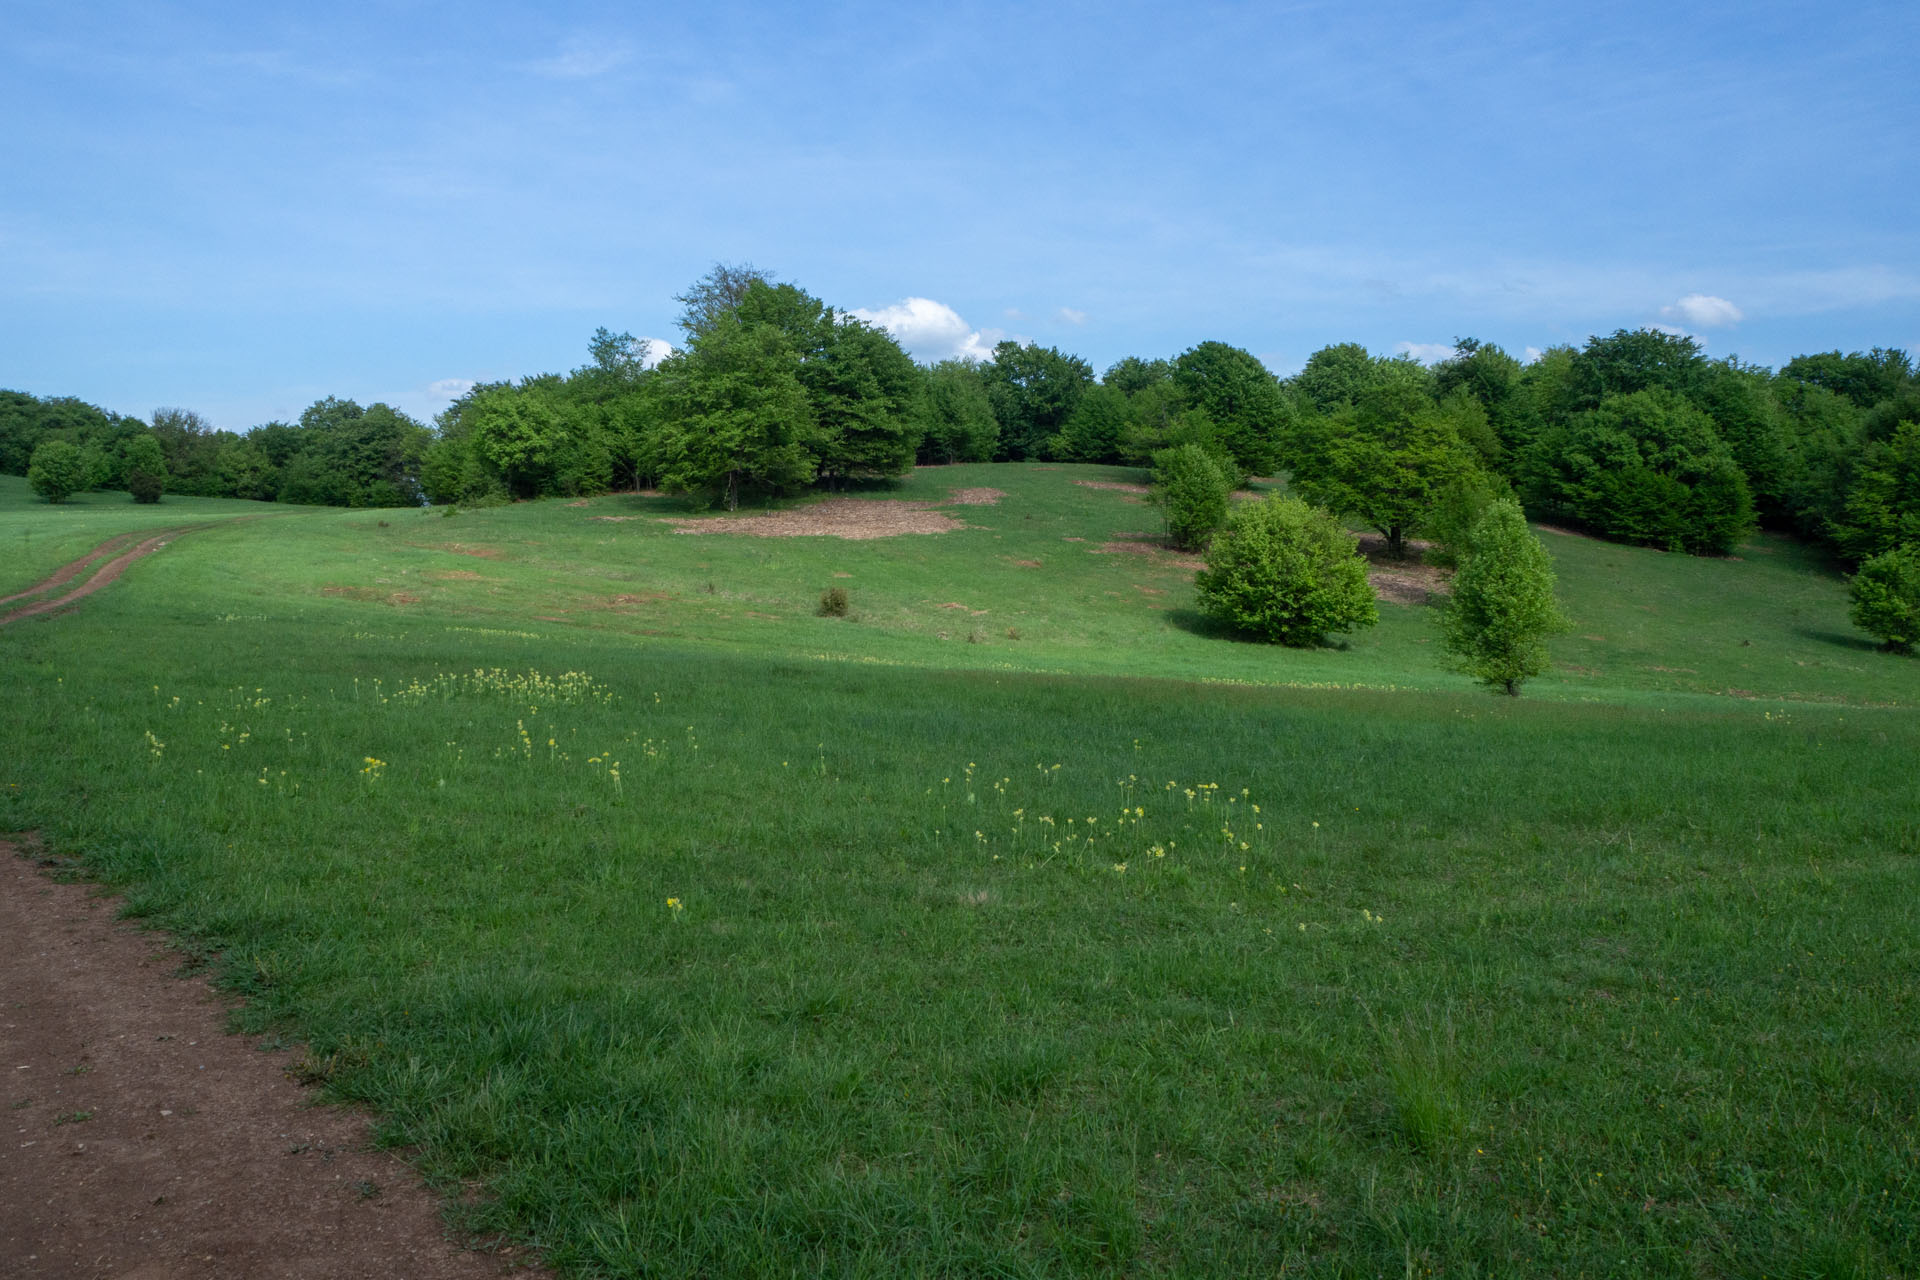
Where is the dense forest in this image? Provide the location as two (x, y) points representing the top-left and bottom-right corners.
(5, 265), (1916, 566)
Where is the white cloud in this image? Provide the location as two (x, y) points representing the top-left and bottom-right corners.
(1650, 322), (1690, 338)
(637, 337), (673, 369)
(1661, 293), (1744, 328)
(528, 38), (631, 79)
(1523, 346), (1543, 364)
(851, 297), (1001, 362)
(1057, 307), (1087, 325)
(1394, 340), (1458, 365)
(427, 377), (475, 400)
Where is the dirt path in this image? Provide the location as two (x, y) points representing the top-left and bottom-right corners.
(0, 535), (146, 608)
(0, 845), (541, 1278)
(0, 528), (201, 627)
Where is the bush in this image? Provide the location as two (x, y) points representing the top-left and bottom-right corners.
(817, 586), (850, 617)
(27, 439), (88, 503)
(1151, 443), (1231, 550)
(1439, 499), (1568, 695)
(1848, 543), (1920, 653)
(1194, 495), (1377, 646)
(126, 468), (165, 503)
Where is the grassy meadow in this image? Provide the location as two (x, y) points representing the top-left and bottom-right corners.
(1, 468), (1915, 1277)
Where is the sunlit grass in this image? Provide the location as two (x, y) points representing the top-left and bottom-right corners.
(2, 464), (1914, 1276)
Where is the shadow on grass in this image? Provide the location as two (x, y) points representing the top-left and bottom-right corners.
(1164, 607), (1354, 650)
(1796, 627), (1885, 654)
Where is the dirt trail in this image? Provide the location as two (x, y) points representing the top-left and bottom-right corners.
(0, 535), (145, 608)
(0, 845), (540, 1278)
(0, 528), (201, 627)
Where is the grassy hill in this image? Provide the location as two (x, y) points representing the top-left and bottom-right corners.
(1, 468), (1914, 1277)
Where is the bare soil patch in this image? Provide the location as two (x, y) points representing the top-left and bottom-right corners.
(1071, 480), (1149, 504)
(321, 587), (422, 607)
(415, 543), (505, 559)
(0, 844), (537, 1278)
(946, 488), (1005, 506)
(1352, 535), (1450, 606)
(1535, 523), (1598, 541)
(429, 570), (486, 582)
(664, 499), (966, 541)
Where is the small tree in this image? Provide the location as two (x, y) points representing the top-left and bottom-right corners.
(1195, 495), (1378, 646)
(122, 432), (167, 503)
(1151, 443), (1231, 550)
(1439, 499), (1567, 695)
(1848, 543), (1920, 653)
(27, 438), (88, 503)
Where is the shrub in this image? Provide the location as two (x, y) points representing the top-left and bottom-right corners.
(1439, 499), (1568, 695)
(1195, 495), (1377, 646)
(1848, 543), (1920, 653)
(27, 439), (88, 504)
(817, 586), (850, 617)
(126, 468), (165, 503)
(1151, 443), (1231, 550)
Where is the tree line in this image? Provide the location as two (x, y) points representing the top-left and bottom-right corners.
(6, 264), (1916, 571)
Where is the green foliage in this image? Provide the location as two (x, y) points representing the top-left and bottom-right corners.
(1525, 389), (1756, 555)
(915, 360), (999, 464)
(1170, 341), (1291, 475)
(1780, 346), (1915, 409)
(1436, 338), (1531, 459)
(653, 317), (817, 509)
(1837, 421), (1920, 561)
(1568, 327), (1708, 407)
(1848, 543), (1920, 652)
(1047, 382), (1128, 462)
(674, 261), (776, 341)
(121, 432), (168, 503)
(1150, 444), (1230, 550)
(1291, 380), (1480, 558)
(817, 586), (850, 617)
(1425, 469), (1516, 568)
(27, 438), (89, 503)
(980, 341), (1093, 460)
(1195, 494), (1378, 645)
(1439, 499), (1567, 694)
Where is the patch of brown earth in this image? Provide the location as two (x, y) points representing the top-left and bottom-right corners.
(607, 593), (670, 606)
(414, 543), (504, 559)
(1071, 480), (1149, 503)
(321, 587), (421, 606)
(664, 499), (965, 540)
(563, 499), (591, 507)
(1535, 524), (1598, 540)
(0, 845), (539, 1278)
(1007, 559), (1043, 568)
(1351, 534), (1449, 606)
(946, 487), (1005, 506)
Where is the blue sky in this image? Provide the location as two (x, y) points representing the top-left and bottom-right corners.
(4, 1), (1916, 430)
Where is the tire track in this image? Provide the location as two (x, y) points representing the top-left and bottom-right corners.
(0, 533), (144, 607)
(0, 526), (205, 627)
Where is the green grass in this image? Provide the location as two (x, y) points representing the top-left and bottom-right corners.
(1, 465), (1915, 1277)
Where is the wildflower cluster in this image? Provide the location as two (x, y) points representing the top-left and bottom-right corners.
(388, 668), (614, 708)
